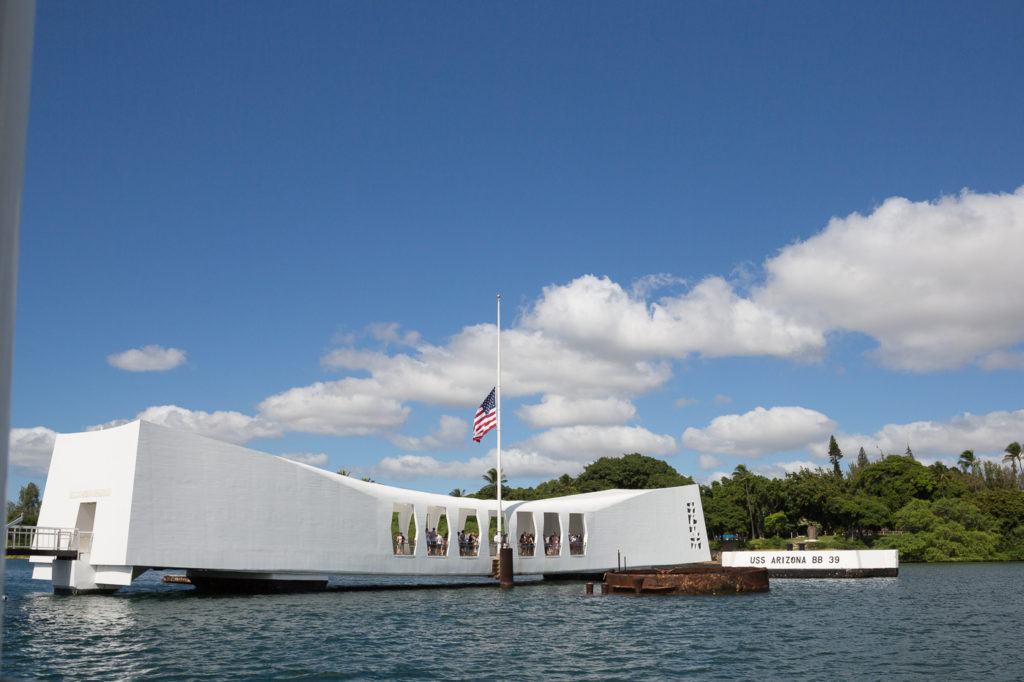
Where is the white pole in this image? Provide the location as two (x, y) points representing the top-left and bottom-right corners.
(0, 0), (36, 660)
(495, 294), (502, 546)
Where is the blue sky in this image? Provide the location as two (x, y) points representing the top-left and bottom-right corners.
(10, 1), (1024, 499)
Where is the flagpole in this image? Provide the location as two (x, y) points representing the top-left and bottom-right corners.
(495, 294), (502, 546)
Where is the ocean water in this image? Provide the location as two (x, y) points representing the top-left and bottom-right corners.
(1, 559), (1021, 680)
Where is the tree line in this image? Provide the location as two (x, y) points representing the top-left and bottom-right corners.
(701, 439), (1024, 561)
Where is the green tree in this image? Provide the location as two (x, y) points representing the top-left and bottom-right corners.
(732, 465), (759, 539)
(471, 467), (510, 500)
(700, 480), (749, 539)
(957, 449), (976, 474)
(972, 489), (1024, 532)
(574, 453), (692, 492)
(981, 460), (1016, 490)
(958, 449), (979, 490)
(6, 482), (41, 525)
(763, 511), (792, 538)
(828, 435), (843, 475)
(449, 488), (465, 497)
(928, 461), (969, 500)
(784, 467), (846, 533)
(1004, 442), (1022, 487)
(875, 497), (1000, 561)
(486, 454), (692, 502)
(529, 474), (577, 499)
(832, 492), (891, 537)
(482, 468), (507, 487)
(847, 446), (872, 484)
(856, 454), (935, 511)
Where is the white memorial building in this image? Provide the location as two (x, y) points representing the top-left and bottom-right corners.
(30, 421), (710, 593)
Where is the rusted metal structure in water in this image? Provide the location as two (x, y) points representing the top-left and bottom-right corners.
(600, 566), (769, 595)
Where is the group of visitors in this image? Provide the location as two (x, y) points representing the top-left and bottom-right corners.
(518, 532), (536, 556)
(457, 530), (481, 556)
(425, 528), (447, 555)
(393, 531), (409, 555)
(515, 532), (586, 556)
(393, 529), (489, 556)
(395, 528), (584, 557)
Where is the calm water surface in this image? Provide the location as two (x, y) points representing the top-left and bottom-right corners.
(2, 559), (1021, 680)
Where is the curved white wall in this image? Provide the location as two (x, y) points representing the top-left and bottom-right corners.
(34, 421), (710, 591)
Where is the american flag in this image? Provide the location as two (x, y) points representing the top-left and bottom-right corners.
(472, 388), (497, 442)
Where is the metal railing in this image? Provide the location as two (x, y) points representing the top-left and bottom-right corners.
(457, 538), (481, 557)
(6, 525), (91, 556)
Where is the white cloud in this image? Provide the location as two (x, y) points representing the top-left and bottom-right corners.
(91, 405), (282, 444)
(707, 471), (731, 484)
(976, 349), (1024, 371)
(522, 424), (677, 461)
(52, 186), (1024, 477)
(386, 415), (468, 451)
(714, 394), (733, 405)
(630, 273), (686, 299)
(682, 406), (836, 458)
(516, 395), (636, 429)
(759, 186), (1024, 371)
(697, 454), (722, 470)
(322, 322), (672, 407)
(374, 454), (476, 480)
(9, 427), (59, 474)
(702, 459), (821, 485)
(674, 397), (698, 409)
(378, 425), (677, 481)
(257, 378), (409, 436)
(367, 322), (421, 348)
(280, 452), (330, 467)
(841, 408), (1024, 460)
(375, 447), (576, 481)
(378, 421), (679, 481)
(107, 345), (187, 372)
(750, 460), (822, 478)
(522, 274), (826, 361)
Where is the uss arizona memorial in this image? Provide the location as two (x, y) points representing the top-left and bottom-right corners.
(30, 421), (711, 593)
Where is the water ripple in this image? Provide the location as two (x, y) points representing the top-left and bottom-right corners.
(3, 561), (1024, 680)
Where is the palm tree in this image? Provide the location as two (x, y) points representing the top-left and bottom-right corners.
(482, 468), (507, 487)
(958, 449), (976, 474)
(958, 450), (979, 491)
(733, 465), (757, 540)
(1002, 452), (1018, 474)
(1004, 442), (1022, 470)
(449, 488), (465, 497)
(1004, 442), (1022, 487)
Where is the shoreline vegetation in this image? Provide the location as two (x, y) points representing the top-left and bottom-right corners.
(697, 440), (1024, 563)
(456, 445), (1024, 564)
